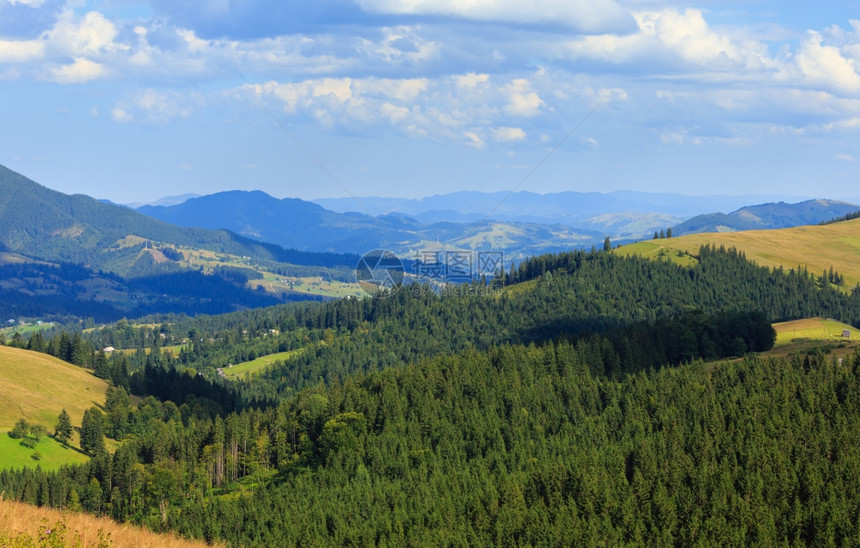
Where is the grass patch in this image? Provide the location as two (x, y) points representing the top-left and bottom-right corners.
(0, 433), (88, 471)
(615, 241), (699, 267)
(224, 348), (306, 379)
(773, 317), (860, 345)
(0, 322), (55, 337)
(762, 317), (860, 359)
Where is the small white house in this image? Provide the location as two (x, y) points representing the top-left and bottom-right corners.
(103, 346), (115, 353)
(843, 329), (851, 339)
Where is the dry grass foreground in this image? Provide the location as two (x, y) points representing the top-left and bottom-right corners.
(0, 498), (219, 547)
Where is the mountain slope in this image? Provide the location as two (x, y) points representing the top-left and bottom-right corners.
(0, 345), (108, 430)
(0, 165), (354, 277)
(617, 217), (860, 287)
(673, 199), (860, 235)
(138, 190), (415, 253)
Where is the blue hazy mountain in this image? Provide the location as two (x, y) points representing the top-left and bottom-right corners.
(673, 199), (860, 235)
(313, 190), (815, 224)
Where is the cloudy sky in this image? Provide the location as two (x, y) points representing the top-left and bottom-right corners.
(2, 0), (860, 204)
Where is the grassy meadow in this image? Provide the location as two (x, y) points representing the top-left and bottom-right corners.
(616, 218), (860, 287)
(0, 346), (108, 467)
(762, 317), (860, 359)
(0, 433), (88, 471)
(223, 348), (306, 379)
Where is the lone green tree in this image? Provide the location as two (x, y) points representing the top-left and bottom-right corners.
(9, 418), (29, 439)
(55, 409), (73, 446)
(603, 237), (612, 252)
(80, 407), (105, 456)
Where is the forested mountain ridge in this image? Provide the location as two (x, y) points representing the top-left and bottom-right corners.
(0, 165), (355, 277)
(80, 245), (860, 402)
(0, 165), (360, 321)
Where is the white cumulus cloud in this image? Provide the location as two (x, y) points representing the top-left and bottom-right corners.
(491, 126), (526, 142)
(796, 30), (860, 94)
(49, 57), (106, 83)
(0, 39), (44, 63)
(47, 10), (121, 57)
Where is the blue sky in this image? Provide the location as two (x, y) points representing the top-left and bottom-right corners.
(2, 0), (860, 204)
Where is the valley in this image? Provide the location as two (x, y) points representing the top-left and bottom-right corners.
(5, 1), (860, 545)
(1, 165), (860, 546)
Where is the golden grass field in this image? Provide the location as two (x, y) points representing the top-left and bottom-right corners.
(0, 346), (108, 432)
(0, 498), (218, 547)
(773, 317), (860, 344)
(616, 218), (860, 287)
(762, 317), (860, 359)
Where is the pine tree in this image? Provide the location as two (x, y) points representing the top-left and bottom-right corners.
(55, 409), (73, 446)
(80, 407), (106, 456)
(27, 331), (46, 353)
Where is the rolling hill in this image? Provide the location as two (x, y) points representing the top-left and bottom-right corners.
(0, 165), (355, 277)
(0, 165), (363, 321)
(617, 217), (860, 287)
(143, 189), (847, 255)
(672, 199), (859, 235)
(0, 345), (108, 431)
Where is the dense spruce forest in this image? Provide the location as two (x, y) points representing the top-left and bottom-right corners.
(2, 245), (860, 545)
(79, 245), (860, 401)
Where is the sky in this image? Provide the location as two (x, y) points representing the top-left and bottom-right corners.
(2, 0), (860, 205)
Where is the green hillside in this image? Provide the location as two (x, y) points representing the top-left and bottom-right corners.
(0, 345), (107, 431)
(0, 346), (108, 469)
(616, 217), (860, 288)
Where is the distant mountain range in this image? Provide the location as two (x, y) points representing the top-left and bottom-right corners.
(0, 165), (352, 278)
(2, 160), (857, 322)
(137, 190), (610, 258)
(672, 200), (860, 235)
(125, 193), (201, 209)
(0, 165), (355, 321)
(138, 189), (858, 257)
(313, 190), (818, 225)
